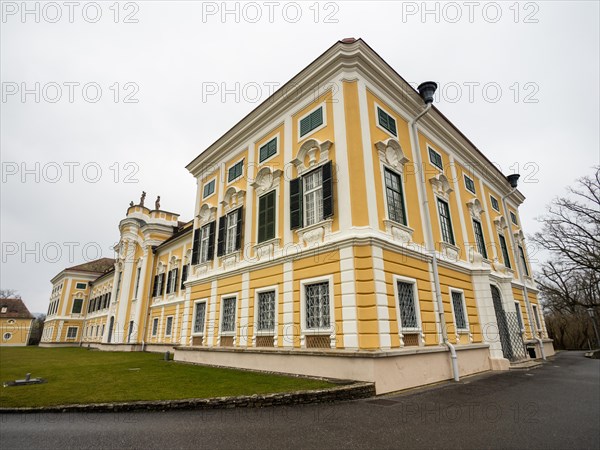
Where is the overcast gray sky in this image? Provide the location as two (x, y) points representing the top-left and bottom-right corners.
(1, 1), (599, 314)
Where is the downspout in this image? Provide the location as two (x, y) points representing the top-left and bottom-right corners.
(501, 191), (546, 361)
(410, 101), (460, 382)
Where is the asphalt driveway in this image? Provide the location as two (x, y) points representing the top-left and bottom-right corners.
(1, 351), (598, 449)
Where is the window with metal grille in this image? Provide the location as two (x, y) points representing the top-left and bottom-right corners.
(437, 198), (455, 245)
(514, 302), (524, 330)
(165, 316), (173, 337)
(429, 147), (443, 170)
(498, 233), (511, 268)
(228, 160), (244, 182)
(258, 191), (276, 243)
(193, 302), (206, 334)
(257, 290), (276, 331)
(203, 179), (215, 198)
(304, 168), (324, 226)
(451, 291), (467, 330)
(490, 195), (500, 212)
(518, 245), (529, 276)
(396, 281), (418, 329)
(225, 210), (239, 254)
(305, 282), (330, 329)
(473, 219), (488, 259)
(221, 297), (236, 333)
(71, 298), (83, 314)
(377, 107), (397, 136)
(385, 168), (407, 225)
(259, 137), (277, 162)
(510, 211), (518, 225)
(66, 327), (78, 339)
(464, 175), (476, 194)
(151, 318), (159, 336)
(299, 107), (323, 137)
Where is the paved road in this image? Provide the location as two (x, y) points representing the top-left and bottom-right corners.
(1, 351), (598, 449)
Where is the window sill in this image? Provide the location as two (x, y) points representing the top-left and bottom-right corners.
(383, 220), (414, 244)
(296, 218), (333, 246)
(439, 241), (461, 262)
(253, 238), (280, 260)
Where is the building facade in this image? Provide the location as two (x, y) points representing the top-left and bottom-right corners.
(41, 39), (554, 393)
(1, 298), (35, 346)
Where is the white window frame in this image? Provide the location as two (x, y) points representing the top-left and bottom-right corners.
(164, 315), (174, 337)
(463, 174), (476, 194)
(227, 157), (245, 184)
(297, 102), (327, 142)
(75, 282), (87, 290)
(392, 275), (423, 338)
(66, 326), (78, 340)
(435, 195), (455, 246)
(449, 288), (469, 333)
(427, 145), (444, 171)
(219, 294), (238, 338)
(490, 194), (500, 212)
(202, 177), (217, 200)
(134, 266), (142, 299)
(151, 317), (159, 337)
(514, 301), (525, 332)
(382, 165), (409, 226)
(374, 102), (398, 137)
(199, 223), (212, 263)
(225, 209), (239, 255)
(253, 285), (279, 340)
(300, 275), (335, 346)
(3, 332), (12, 341)
(257, 133), (280, 165)
(167, 267), (178, 294)
(303, 167), (324, 227)
(532, 304), (542, 330)
(192, 300), (208, 336)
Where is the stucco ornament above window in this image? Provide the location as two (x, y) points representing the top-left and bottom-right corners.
(220, 186), (246, 213)
(494, 215), (508, 233)
(375, 138), (409, 173)
(157, 261), (166, 275)
(169, 255), (179, 269)
(466, 198), (485, 219)
(429, 173), (453, 200)
(197, 203), (217, 226)
(250, 166), (283, 196)
(291, 138), (332, 175)
(513, 229), (525, 243)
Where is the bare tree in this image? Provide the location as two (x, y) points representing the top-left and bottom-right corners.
(532, 167), (600, 349)
(0, 289), (21, 299)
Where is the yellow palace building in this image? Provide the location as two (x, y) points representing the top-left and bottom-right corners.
(41, 39), (554, 393)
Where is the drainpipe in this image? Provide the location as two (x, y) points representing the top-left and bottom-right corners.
(410, 82), (460, 382)
(501, 184), (546, 361)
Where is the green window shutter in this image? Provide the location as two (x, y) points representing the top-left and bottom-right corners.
(217, 216), (226, 256)
(258, 191), (276, 243)
(191, 228), (201, 265)
(290, 177), (303, 229)
(235, 207), (244, 251)
(322, 161), (334, 218)
(207, 221), (216, 260)
(259, 138), (277, 162)
(300, 107), (323, 137)
(152, 276), (158, 297)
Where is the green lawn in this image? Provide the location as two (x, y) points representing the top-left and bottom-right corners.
(0, 347), (333, 408)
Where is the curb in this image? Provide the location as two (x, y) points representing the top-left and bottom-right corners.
(0, 382), (375, 414)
